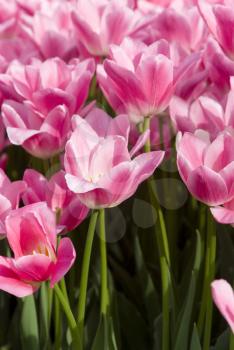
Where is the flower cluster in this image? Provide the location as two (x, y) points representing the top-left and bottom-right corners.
(0, 0), (233, 344)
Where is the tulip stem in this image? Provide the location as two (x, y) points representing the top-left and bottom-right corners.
(142, 117), (171, 350)
(229, 332), (234, 350)
(201, 209), (216, 350)
(99, 208), (109, 314)
(54, 284), (81, 350)
(143, 117), (151, 152)
(54, 293), (61, 350)
(77, 210), (99, 346)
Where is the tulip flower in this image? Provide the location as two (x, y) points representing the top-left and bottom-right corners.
(97, 38), (175, 123)
(211, 279), (234, 333)
(72, 0), (153, 57)
(170, 83), (234, 138)
(0, 57), (95, 115)
(2, 102), (70, 158)
(23, 169), (89, 231)
(176, 131), (234, 206)
(64, 114), (164, 209)
(23, 1), (78, 60)
(0, 169), (26, 237)
(0, 202), (76, 297)
(198, 1), (234, 87)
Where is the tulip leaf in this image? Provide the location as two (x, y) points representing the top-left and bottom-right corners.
(211, 329), (229, 350)
(91, 315), (117, 350)
(174, 230), (202, 350)
(189, 324), (201, 350)
(134, 235), (160, 323)
(117, 292), (150, 350)
(20, 294), (40, 350)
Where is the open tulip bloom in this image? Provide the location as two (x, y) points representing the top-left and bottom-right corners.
(64, 113), (165, 208)
(0, 202), (76, 297)
(0, 0), (233, 349)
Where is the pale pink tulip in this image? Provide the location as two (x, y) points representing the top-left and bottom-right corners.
(198, 1), (234, 87)
(177, 131), (234, 206)
(0, 202), (76, 297)
(0, 57), (95, 115)
(171, 77), (234, 137)
(2, 102), (71, 158)
(211, 279), (234, 333)
(0, 169), (26, 237)
(23, 1), (78, 60)
(198, 0), (234, 58)
(23, 169), (89, 231)
(64, 114), (164, 208)
(97, 38), (175, 123)
(72, 0), (154, 57)
(0, 57), (95, 158)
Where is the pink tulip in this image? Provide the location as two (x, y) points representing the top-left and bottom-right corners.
(141, 7), (206, 53)
(2, 102), (71, 158)
(171, 76), (234, 136)
(0, 169), (26, 237)
(198, 0), (234, 58)
(97, 38), (175, 123)
(0, 0), (19, 38)
(176, 131), (234, 206)
(23, 169), (89, 231)
(211, 279), (234, 333)
(0, 57), (95, 158)
(198, 1), (234, 87)
(0, 57), (95, 115)
(0, 202), (76, 297)
(64, 114), (164, 209)
(24, 1), (78, 60)
(72, 0), (153, 57)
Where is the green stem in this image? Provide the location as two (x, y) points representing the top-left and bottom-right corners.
(143, 117), (151, 153)
(54, 284), (81, 350)
(229, 332), (234, 350)
(99, 209), (109, 314)
(142, 117), (171, 350)
(77, 210), (99, 345)
(54, 294), (61, 350)
(47, 285), (53, 332)
(60, 277), (69, 305)
(202, 210), (216, 350)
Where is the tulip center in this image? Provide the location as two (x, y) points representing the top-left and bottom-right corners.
(33, 243), (56, 261)
(86, 173), (104, 183)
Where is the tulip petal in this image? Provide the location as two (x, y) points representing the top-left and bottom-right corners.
(211, 206), (234, 224)
(187, 166), (228, 206)
(211, 279), (234, 333)
(50, 238), (76, 287)
(0, 256), (36, 297)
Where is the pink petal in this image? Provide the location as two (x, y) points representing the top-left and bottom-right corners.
(136, 54), (174, 114)
(211, 206), (234, 224)
(14, 254), (53, 282)
(187, 166), (228, 206)
(130, 130), (150, 158)
(0, 256), (36, 297)
(50, 238), (76, 287)
(23, 169), (47, 205)
(211, 279), (234, 333)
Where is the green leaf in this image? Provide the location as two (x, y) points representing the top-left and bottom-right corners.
(211, 329), (229, 350)
(91, 315), (117, 350)
(117, 292), (149, 350)
(190, 325), (201, 350)
(174, 231), (202, 350)
(134, 236), (160, 323)
(20, 294), (39, 350)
